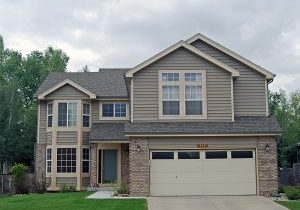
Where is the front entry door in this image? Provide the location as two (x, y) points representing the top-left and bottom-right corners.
(102, 149), (118, 183)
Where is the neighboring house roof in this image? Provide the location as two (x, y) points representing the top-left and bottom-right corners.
(125, 40), (240, 78)
(186, 33), (275, 80)
(90, 123), (128, 141)
(35, 68), (130, 99)
(124, 116), (281, 136)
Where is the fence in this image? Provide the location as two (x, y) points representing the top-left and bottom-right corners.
(279, 163), (300, 186)
(0, 175), (11, 195)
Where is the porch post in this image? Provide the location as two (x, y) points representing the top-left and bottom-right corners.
(90, 143), (97, 187)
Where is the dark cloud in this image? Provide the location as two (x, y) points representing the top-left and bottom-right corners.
(0, 0), (299, 91)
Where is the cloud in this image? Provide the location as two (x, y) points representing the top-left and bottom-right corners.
(0, 0), (300, 91)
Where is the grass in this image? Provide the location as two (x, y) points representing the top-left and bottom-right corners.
(277, 201), (300, 210)
(0, 191), (147, 210)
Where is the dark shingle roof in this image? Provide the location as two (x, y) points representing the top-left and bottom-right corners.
(90, 123), (128, 141)
(124, 116), (281, 135)
(35, 68), (130, 98)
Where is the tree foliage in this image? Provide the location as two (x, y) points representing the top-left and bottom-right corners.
(269, 90), (300, 167)
(0, 35), (69, 171)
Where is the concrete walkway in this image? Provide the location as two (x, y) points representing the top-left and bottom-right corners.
(148, 196), (288, 210)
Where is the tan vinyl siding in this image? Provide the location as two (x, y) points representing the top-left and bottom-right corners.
(46, 132), (52, 145)
(82, 177), (90, 187)
(82, 132), (90, 145)
(45, 84), (90, 100)
(149, 136), (257, 149)
(91, 101), (99, 123)
(191, 40), (267, 116)
(38, 102), (47, 144)
(56, 177), (77, 186)
(57, 131), (78, 145)
(133, 47), (232, 121)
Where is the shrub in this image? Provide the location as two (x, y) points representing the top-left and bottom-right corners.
(60, 184), (76, 193)
(283, 186), (300, 200)
(11, 163), (29, 194)
(117, 181), (129, 194)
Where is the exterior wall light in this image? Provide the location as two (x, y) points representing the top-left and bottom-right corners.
(137, 144), (141, 153)
(265, 143), (270, 151)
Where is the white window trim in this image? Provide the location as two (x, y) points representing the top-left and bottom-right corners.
(158, 70), (207, 119)
(82, 102), (91, 128)
(82, 147), (90, 174)
(57, 100), (78, 127)
(46, 147), (52, 175)
(47, 103), (53, 128)
(56, 147), (77, 174)
(99, 101), (129, 120)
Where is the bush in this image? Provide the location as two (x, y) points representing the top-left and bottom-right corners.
(11, 163), (29, 194)
(283, 186), (300, 200)
(60, 184), (76, 193)
(117, 181), (129, 194)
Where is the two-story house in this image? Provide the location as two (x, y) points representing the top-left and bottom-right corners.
(35, 33), (281, 197)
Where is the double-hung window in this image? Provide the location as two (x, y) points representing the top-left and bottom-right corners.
(47, 103), (53, 127)
(82, 148), (90, 173)
(46, 148), (52, 173)
(58, 102), (77, 127)
(82, 103), (90, 127)
(102, 102), (127, 118)
(160, 71), (205, 118)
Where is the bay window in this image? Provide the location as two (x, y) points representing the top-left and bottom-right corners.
(82, 148), (90, 173)
(160, 71), (206, 118)
(57, 148), (76, 173)
(46, 148), (51, 173)
(58, 102), (77, 127)
(83, 103), (90, 127)
(47, 103), (53, 127)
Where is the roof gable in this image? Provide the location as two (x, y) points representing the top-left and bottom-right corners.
(186, 33), (275, 80)
(125, 41), (239, 78)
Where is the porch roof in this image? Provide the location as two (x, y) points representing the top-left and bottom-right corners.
(90, 123), (128, 141)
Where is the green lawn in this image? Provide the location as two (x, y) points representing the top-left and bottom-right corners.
(0, 191), (147, 210)
(277, 201), (300, 210)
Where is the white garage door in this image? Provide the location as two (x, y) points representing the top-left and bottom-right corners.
(150, 150), (256, 196)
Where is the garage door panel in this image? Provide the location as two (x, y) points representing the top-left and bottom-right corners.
(150, 149), (257, 196)
(150, 182), (257, 196)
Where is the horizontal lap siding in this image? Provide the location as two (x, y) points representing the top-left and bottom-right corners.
(82, 132), (90, 145)
(57, 131), (77, 145)
(39, 102), (47, 144)
(133, 47), (232, 121)
(191, 40), (267, 116)
(56, 177), (77, 186)
(91, 101), (99, 123)
(45, 84), (89, 100)
(46, 132), (52, 145)
(148, 136), (257, 150)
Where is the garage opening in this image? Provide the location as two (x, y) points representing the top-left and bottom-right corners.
(150, 150), (256, 196)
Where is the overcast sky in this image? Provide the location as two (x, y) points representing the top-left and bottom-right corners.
(0, 0), (299, 91)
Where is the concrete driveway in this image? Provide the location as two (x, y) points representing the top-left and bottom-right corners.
(148, 196), (288, 210)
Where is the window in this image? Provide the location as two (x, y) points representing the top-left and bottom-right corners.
(160, 71), (205, 118)
(82, 148), (89, 173)
(57, 148), (76, 173)
(46, 148), (51, 173)
(83, 103), (90, 127)
(231, 151), (253, 159)
(102, 102), (127, 118)
(58, 102), (77, 127)
(162, 86), (180, 115)
(205, 151), (227, 159)
(152, 152), (174, 159)
(178, 151), (200, 159)
(47, 103), (53, 127)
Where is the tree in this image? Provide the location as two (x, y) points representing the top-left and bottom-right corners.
(0, 35), (69, 172)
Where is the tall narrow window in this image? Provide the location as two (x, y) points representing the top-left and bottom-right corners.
(47, 103), (53, 127)
(46, 148), (52, 173)
(185, 73), (203, 115)
(162, 85), (180, 115)
(82, 148), (90, 173)
(57, 148), (76, 173)
(58, 102), (77, 127)
(83, 103), (90, 127)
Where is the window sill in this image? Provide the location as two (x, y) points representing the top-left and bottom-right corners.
(159, 115), (207, 120)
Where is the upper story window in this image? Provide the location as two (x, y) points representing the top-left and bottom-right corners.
(159, 70), (206, 119)
(47, 103), (53, 127)
(101, 102), (127, 119)
(58, 102), (77, 127)
(82, 103), (90, 127)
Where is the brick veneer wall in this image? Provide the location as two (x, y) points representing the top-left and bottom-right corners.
(121, 143), (129, 185)
(129, 137), (150, 196)
(35, 143), (46, 186)
(90, 143), (97, 187)
(257, 136), (278, 196)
